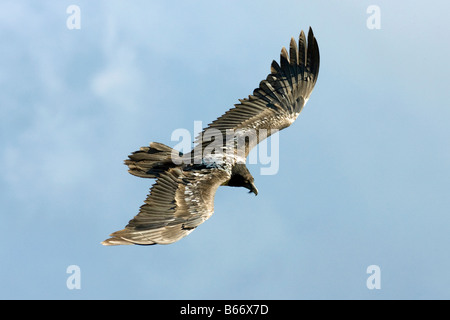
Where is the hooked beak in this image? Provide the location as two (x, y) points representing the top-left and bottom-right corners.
(248, 182), (258, 196)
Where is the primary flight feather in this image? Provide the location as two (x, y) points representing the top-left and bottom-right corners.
(102, 28), (320, 246)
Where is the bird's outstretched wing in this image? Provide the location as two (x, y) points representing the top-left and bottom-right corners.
(102, 167), (229, 245)
(196, 28), (319, 159)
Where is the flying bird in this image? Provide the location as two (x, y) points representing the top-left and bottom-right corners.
(102, 28), (320, 246)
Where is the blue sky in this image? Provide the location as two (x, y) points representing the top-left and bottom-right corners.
(1, 0), (449, 299)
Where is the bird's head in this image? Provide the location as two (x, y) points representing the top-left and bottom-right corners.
(228, 164), (258, 196)
(244, 178), (258, 196)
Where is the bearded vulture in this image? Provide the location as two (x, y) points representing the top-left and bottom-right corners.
(102, 28), (320, 245)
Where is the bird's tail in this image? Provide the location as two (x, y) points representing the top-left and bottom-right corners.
(124, 142), (180, 178)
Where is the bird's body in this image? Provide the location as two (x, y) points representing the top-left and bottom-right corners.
(102, 28), (320, 246)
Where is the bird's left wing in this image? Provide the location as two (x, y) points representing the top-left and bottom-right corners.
(195, 28), (319, 159)
(102, 167), (230, 245)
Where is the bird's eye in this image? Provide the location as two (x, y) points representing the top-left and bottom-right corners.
(244, 180), (249, 184)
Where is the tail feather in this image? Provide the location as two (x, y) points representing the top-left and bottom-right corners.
(124, 142), (180, 178)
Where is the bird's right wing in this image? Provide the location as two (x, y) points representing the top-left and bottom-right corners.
(194, 28), (319, 160)
(102, 167), (230, 245)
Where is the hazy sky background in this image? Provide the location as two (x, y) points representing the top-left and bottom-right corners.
(1, 0), (449, 299)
